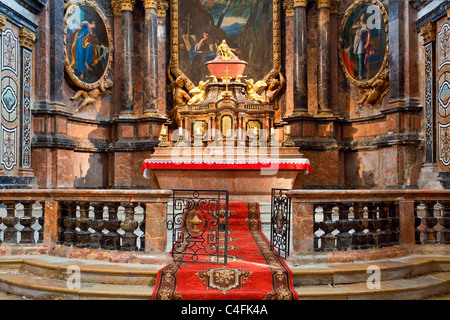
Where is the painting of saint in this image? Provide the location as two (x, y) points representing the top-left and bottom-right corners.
(340, 2), (387, 83)
(65, 5), (110, 85)
(178, 0), (273, 84)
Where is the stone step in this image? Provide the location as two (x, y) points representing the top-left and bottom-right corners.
(0, 272), (155, 300)
(0, 256), (162, 286)
(291, 255), (450, 286)
(296, 272), (450, 300)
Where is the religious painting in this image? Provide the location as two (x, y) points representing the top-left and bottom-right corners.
(339, 0), (388, 87)
(171, 0), (280, 87)
(64, 0), (113, 91)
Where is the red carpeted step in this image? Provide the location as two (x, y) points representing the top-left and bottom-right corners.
(153, 202), (297, 300)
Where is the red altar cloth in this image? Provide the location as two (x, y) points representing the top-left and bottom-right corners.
(142, 158), (312, 175)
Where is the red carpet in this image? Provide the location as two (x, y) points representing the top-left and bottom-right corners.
(153, 202), (298, 300)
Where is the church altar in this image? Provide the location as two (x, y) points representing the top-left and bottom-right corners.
(142, 147), (311, 201)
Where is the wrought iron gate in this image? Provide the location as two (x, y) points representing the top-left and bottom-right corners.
(168, 189), (229, 264)
(270, 189), (291, 259)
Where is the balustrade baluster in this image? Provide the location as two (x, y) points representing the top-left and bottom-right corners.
(319, 203), (337, 252)
(389, 202), (400, 246)
(58, 201), (68, 245)
(3, 201), (18, 243)
(335, 203), (352, 251)
(104, 203), (121, 250)
(120, 203), (138, 251)
(63, 202), (77, 246)
(441, 201), (450, 244)
(314, 205), (324, 251)
(414, 202), (424, 244)
(379, 203), (392, 247)
(37, 201), (44, 243)
(19, 201), (36, 244)
(76, 202), (92, 248)
(351, 203), (368, 250)
(313, 205), (320, 251)
(139, 206), (146, 251)
(90, 203), (106, 249)
(366, 203), (378, 249)
(423, 201), (439, 244)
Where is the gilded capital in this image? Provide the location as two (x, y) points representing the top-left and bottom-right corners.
(330, 0), (339, 14)
(111, 0), (135, 14)
(156, 0), (169, 17)
(0, 14), (6, 32)
(420, 22), (436, 44)
(293, 0), (307, 8)
(317, 0), (331, 9)
(19, 27), (36, 50)
(283, 1), (294, 17)
(143, 0), (157, 9)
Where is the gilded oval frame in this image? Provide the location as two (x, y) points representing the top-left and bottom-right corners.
(169, 0), (281, 91)
(338, 0), (389, 88)
(63, 0), (114, 91)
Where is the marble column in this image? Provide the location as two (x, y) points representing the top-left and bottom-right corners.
(317, 0), (333, 115)
(119, 0), (136, 118)
(292, 0), (308, 115)
(143, 0), (159, 116)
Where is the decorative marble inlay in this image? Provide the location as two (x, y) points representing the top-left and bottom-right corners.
(424, 43), (434, 159)
(438, 79), (450, 118)
(21, 48), (32, 168)
(439, 122), (450, 167)
(1, 78), (18, 123)
(1, 29), (18, 75)
(438, 23), (450, 70)
(1, 125), (16, 171)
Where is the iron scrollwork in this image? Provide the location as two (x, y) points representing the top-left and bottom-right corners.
(270, 189), (291, 259)
(168, 189), (229, 264)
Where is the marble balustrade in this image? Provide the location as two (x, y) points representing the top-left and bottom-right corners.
(287, 190), (450, 261)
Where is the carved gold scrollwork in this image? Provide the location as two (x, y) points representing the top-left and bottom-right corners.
(64, 0), (114, 113)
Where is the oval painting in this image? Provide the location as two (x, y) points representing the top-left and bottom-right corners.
(64, 2), (112, 88)
(340, 1), (388, 84)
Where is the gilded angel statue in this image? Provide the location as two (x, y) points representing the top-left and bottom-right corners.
(245, 79), (267, 103)
(188, 80), (210, 105)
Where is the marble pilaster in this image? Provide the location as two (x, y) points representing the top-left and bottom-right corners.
(387, 0), (405, 107)
(317, 0), (333, 115)
(142, 0), (159, 116)
(119, 0), (136, 118)
(48, 0), (66, 110)
(292, 0), (308, 115)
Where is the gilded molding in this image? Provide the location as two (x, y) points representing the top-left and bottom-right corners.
(19, 27), (36, 50)
(420, 22), (436, 44)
